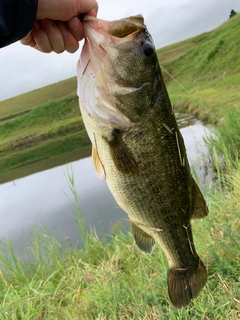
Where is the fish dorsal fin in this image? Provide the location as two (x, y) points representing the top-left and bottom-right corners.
(131, 222), (155, 254)
(107, 129), (139, 175)
(191, 180), (208, 219)
(92, 145), (106, 181)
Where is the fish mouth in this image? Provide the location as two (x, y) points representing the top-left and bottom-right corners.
(79, 15), (147, 88)
(80, 15), (147, 80)
(82, 14), (145, 45)
(82, 14), (145, 38)
(107, 15), (145, 38)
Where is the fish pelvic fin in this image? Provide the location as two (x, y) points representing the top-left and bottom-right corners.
(131, 221), (155, 254)
(167, 259), (207, 308)
(192, 180), (208, 219)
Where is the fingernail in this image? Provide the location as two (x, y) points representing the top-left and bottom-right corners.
(88, 8), (98, 17)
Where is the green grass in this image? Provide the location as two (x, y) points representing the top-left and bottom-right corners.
(0, 80), (84, 179)
(0, 162), (239, 319)
(157, 13), (240, 123)
(0, 131), (89, 174)
(0, 95), (90, 177)
(0, 95), (80, 141)
(207, 107), (240, 168)
(0, 78), (77, 120)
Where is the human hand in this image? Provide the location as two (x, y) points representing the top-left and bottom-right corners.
(20, 0), (98, 54)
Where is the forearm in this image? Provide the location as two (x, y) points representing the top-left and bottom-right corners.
(0, 0), (38, 47)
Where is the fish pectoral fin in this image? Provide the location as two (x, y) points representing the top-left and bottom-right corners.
(92, 145), (106, 181)
(107, 129), (139, 175)
(191, 180), (208, 219)
(131, 222), (155, 254)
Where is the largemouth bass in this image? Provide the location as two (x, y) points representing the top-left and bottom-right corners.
(77, 15), (208, 308)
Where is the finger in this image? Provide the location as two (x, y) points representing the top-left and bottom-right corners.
(78, 0), (99, 17)
(37, 0), (98, 21)
(57, 21), (79, 53)
(40, 19), (65, 53)
(31, 21), (53, 53)
(20, 31), (36, 47)
(67, 17), (84, 41)
(86, 7), (98, 17)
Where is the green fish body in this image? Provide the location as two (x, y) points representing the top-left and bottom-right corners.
(77, 15), (208, 308)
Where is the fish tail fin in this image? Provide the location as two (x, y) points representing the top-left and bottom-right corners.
(167, 259), (207, 308)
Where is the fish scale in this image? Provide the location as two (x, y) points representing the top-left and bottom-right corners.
(77, 14), (208, 308)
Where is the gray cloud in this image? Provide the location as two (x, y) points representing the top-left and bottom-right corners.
(147, 0), (240, 48)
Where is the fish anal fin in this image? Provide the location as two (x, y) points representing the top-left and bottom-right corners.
(168, 259), (207, 308)
(131, 221), (155, 254)
(107, 129), (139, 175)
(191, 180), (208, 219)
(92, 145), (106, 181)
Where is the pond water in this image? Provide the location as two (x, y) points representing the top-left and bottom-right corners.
(0, 114), (213, 260)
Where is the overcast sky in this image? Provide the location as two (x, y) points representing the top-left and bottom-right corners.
(0, 0), (240, 101)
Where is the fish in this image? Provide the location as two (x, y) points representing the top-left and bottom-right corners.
(77, 14), (209, 308)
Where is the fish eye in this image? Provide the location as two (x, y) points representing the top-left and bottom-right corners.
(141, 41), (155, 57)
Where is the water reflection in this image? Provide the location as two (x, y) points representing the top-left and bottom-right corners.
(0, 157), (127, 260)
(0, 114), (213, 260)
(181, 122), (213, 193)
(175, 112), (198, 129)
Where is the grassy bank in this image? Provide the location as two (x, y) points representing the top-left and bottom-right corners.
(0, 95), (90, 181)
(1, 14), (240, 178)
(0, 78), (77, 120)
(157, 13), (240, 123)
(0, 79), (90, 181)
(0, 157), (239, 319)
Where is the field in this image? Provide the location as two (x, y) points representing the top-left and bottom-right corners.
(0, 94), (90, 183)
(157, 14), (240, 123)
